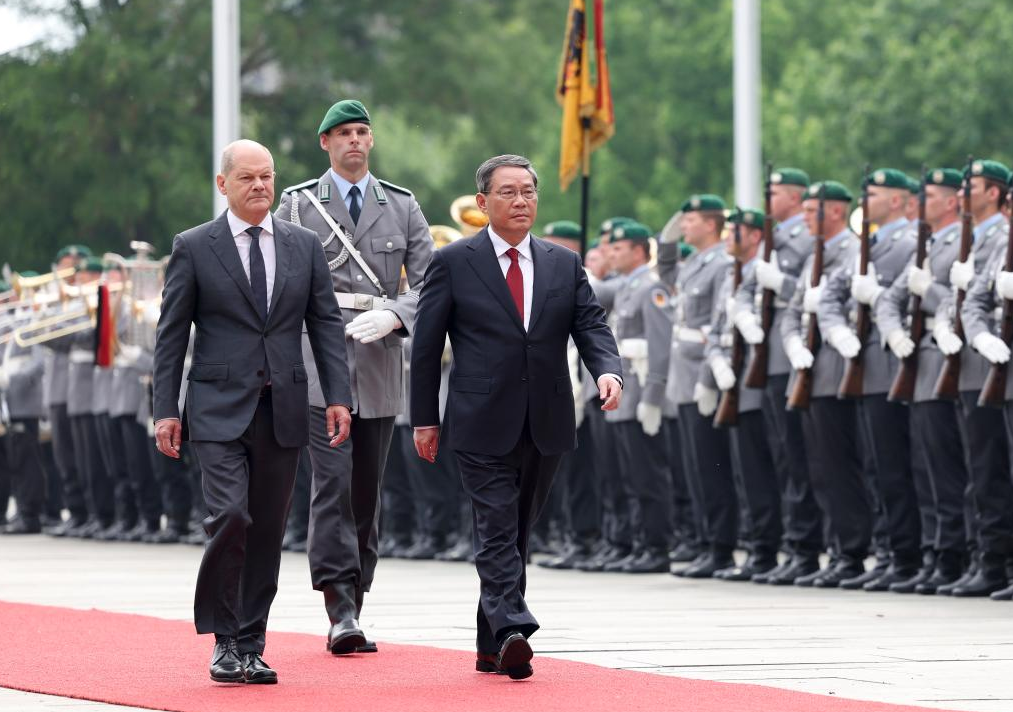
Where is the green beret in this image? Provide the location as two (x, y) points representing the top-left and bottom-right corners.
(770, 168), (810, 187)
(544, 220), (582, 239)
(77, 257), (105, 274)
(19, 270), (40, 278)
(905, 175), (920, 194)
(805, 180), (853, 203)
(55, 244), (92, 261)
(925, 168), (962, 190)
(967, 159), (1012, 185)
(728, 208), (765, 228)
(599, 216), (634, 235)
(679, 193), (726, 213)
(679, 242), (697, 259)
(611, 222), (652, 242)
(318, 99), (371, 135)
(868, 168), (910, 190)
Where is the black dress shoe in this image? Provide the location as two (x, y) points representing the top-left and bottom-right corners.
(719, 556), (778, 582)
(241, 652), (277, 684)
(575, 545), (629, 572)
(888, 566), (933, 594)
(813, 559), (866, 589)
(538, 541), (594, 570)
(936, 565), (977, 596)
(763, 555), (817, 585)
(356, 640), (378, 653)
(839, 559), (888, 590)
(96, 520), (134, 541)
(328, 618), (366, 655)
(209, 637), (243, 683)
(602, 551), (639, 573)
(476, 652), (504, 674)
(669, 541), (702, 563)
(951, 567), (1007, 597)
(45, 516), (88, 537)
(676, 551), (735, 579)
(2, 517), (42, 535)
(621, 549), (671, 573)
(863, 564), (919, 592)
(435, 538), (474, 562)
(497, 632), (533, 680)
(989, 582), (1013, 601)
(69, 519), (104, 539)
(404, 535), (446, 560)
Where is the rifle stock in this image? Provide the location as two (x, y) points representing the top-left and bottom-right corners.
(715, 216), (745, 427)
(787, 186), (825, 411)
(978, 184), (1013, 407)
(744, 163), (774, 389)
(838, 165), (871, 399)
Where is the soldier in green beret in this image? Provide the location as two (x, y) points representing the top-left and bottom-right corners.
(542, 219), (582, 254)
(277, 99), (434, 653)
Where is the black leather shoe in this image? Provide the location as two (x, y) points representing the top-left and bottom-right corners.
(575, 545), (629, 572)
(669, 541), (702, 563)
(764, 556), (818, 585)
(538, 541), (595, 570)
(209, 637), (243, 683)
(241, 652), (277, 684)
(718, 555), (778, 582)
(68, 519), (104, 539)
(328, 618), (366, 655)
(435, 538), (474, 562)
(621, 549), (671, 573)
(497, 632), (533, 680)
(356, 640), (378, 653)
(839, 559), (888, 590)
(476, 652), (505, 674)
(813, 559), (866, 589)
(675, 551), (735, 579)
(96, 520), (134, 541)
(603, 550), (639, 573)
(951, 567), (1007, 597)
(404, 535), (446, 560)
(888, 566), (933, 594)
(2, 517), (42, 535)
(936, 565), (976, 596)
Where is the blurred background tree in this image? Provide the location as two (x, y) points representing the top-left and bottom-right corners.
(1, 0), (1012, 269)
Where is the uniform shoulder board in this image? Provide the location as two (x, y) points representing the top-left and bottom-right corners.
(703, 252), (715, 264)
(282, 178), (319, 194)
(790, 224), (802, 237)
(376, 178), (413, 197)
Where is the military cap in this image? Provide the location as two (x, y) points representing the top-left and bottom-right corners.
(611, 222), (652, 242)
(544, 220), (582, 239)
(967, 159), (1012, 184)
(77, 257), (105, 274)
(770, 168), (810, 187)
(868, 168), (910, 190)
(905, 175), (920, 194)
(318, 99), (371, 135)
(679, 194), (726, 213)
(19, 270), (40, 278)
(55, 244), (92, 261)
(728, 208), (765, 228)
(679, 242), (697, 259)
(599, 216), (634, 235)
(926, 168), (962, 190)
(805, 180), (853, 203)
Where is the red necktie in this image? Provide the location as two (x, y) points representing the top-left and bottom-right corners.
(505, 247), (524, 322)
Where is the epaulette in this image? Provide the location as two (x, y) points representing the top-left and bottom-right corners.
(283, 178), (319, 194)
(377, 178), (413, 196)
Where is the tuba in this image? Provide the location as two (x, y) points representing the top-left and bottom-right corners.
(429, 224), (463, 250)
(449, 194), (489, 237)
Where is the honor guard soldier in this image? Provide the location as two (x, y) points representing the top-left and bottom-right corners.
(733, 168), (824, 585)
(666, 193), (736, 579)
(877, 167), (970, 593)
(780, 180), (866, 587)
(957, 160), (1013, 599)
(602, 222), (674, 573)
(276, 99), (434, 653)
(820, 168), (918, 591)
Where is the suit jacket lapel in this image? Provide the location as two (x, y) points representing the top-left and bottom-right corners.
(465, 229), (525, 334)
(527, 237), (556, 332)
(352, 176), (383, 245)
(208, 212), (260, 317)
(267, 221), (292, 327)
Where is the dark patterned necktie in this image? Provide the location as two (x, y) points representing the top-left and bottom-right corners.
(247, 226), (267, 320)
(348, 185), (361, 225)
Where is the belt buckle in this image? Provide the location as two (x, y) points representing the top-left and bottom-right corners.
(354, 294), (373, 310)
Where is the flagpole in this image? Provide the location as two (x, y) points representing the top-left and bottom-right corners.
(579, 117), (591, 257)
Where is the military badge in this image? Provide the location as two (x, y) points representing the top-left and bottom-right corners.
(374, 184), (388, 205)
(933, 170), (944, 184)
(651, 288), (668, 308)
(973, 161), (984, 175)
(874, 171), (886, 185)
(319, 182), (331, 202)
(691, 196), (701, 209)
(771, 172), (783, 184)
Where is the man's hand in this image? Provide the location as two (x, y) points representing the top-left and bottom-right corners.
(886, 328), (916, 359)
(996, 270), (1013, 301)
(734, 310), (765, 345)
(851, 263), (884, 306)
(636, 401), (662, 436)
(932, 321), (963, 355)
(598, 374), (622, 411)
(155, 418), (182, 459)
(413, 426), (440, 463)
(345, 309), (402, 344)
(972, 332), (1011, 365)
(826, 325), (861, 359)
(756, 252), (786, 293)
(949, 259), (974, 291)
(803, 276), (826, 314)
(784, 334), (815, 370)
(709, 354), (736, 391)
(693, 382), (718, 416)
(907, 260), (933, 297)
(326, 405), (352, 447)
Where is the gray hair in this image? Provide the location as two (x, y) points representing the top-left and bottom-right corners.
(475, 154), (538, 193)
(220, 139), (272, 176)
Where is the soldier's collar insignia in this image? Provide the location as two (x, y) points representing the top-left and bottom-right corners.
(373, 184), (388, 205)
(319, 182), (331, 202)
(703, 251), (715, 264)
(987, 224), (1000, 238)
(945, 233), (956, 243)
(790, 224), (802, 237)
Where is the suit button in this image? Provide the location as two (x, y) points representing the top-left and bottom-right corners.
(257, 370), (264, 377)
(521, 376), (528, 382)
(526, 344), (532, 349)
(356, 274), (363, 282)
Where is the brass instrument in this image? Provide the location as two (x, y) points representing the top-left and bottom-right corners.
(429, 224), (463, 249)
(449, 194), (489, 237)
(11, 282), (125, 347)
(11, 267), (77, 297)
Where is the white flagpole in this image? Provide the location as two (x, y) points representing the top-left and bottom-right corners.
(733, 0), (761, 209)
(212, 0), (240, 216)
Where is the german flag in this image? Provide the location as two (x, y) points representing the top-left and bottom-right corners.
(557, 0), (614, 191)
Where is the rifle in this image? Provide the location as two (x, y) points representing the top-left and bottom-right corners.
(714, 215), (744, 427)
(888, 165), (930, 403)
(977, 183), (1013, 407)
(743, 163), (775, 389)
(787, 184), (825, 410)
(933, 155), (975, 400)
(838, 165), (871, 399)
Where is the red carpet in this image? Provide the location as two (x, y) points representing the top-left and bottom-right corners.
(0, 601), (959, 712)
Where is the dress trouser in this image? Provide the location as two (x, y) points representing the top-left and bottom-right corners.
(728, 410), (782, 556)
(402, 425), (458, 542)
(383, 426), (416, 544)
(613, 420), (672, 551)
(458, 420), (561, 655)
(1, 419), (45, 522)
(112, 415), (161, 526)
(191, 391), (299, 655)
(802, 397), (870, 559)
(69, 413), (114, 525)
(958, 392), (1013, 557)
(585, 400), (632, 548)
(563, 412), (601, 544)
(48, 404), (87, 520)
(762, 374), (822, 554)
(662, 416), (697, 546)
(676, 403), (737, 554)
(95, 412), (135, 525)
(910, 401), (967, 554)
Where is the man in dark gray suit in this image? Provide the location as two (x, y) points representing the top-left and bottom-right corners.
(153, 139), (352, 685)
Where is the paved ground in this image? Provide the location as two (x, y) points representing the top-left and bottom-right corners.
(1, 535), (1011, 711)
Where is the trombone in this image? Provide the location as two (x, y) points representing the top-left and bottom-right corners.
(12, 282), (125, 348)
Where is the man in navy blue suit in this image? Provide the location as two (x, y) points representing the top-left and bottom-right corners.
(410, 154), (622, 680)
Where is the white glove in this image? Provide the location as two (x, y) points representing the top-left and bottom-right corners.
(619, 338), (649, 387)
(693, 382), (718, 417)
(784, 334), (814, 370)
(636, 401), (662, 437)
(996, 270), (1013, 301)
(950, 259), (975, 291)
(886, 328), (916, 359)
(725, 295), (738, 321)
(851, 263), (884, 306)
(0, 365), (8, 391)
(932, 321), (963, 356)
(574, 397), (585, 429)
(733, 309), (765, 345)
(709, 354), (736, 391)
(802, 277), (825, 314)
(826, 325), (861, 359)
(907, 261), (933, 297)
(346, 309), (402, 344)
(756, 254), (786, 293)
(972, 332), (1011, 364)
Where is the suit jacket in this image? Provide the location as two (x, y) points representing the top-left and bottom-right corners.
(153, 211), (352, 448)
(277, 171), (433, 416)
(410, 228), (621, 457)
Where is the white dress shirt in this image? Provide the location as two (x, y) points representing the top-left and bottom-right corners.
(227, 210), (276, 310)
(488, 227), (534, 331)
